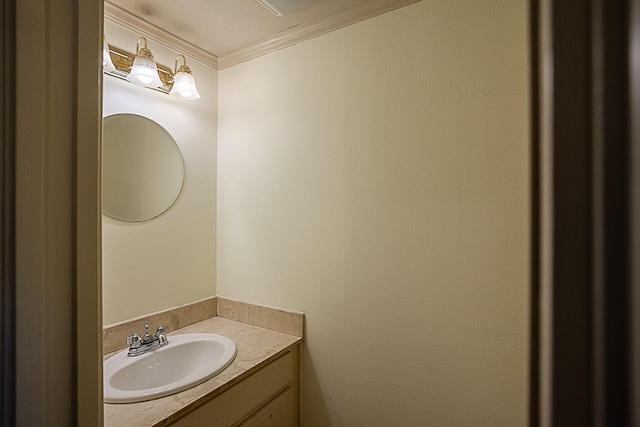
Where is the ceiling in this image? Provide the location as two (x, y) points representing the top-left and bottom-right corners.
(105, 0), (366, 58)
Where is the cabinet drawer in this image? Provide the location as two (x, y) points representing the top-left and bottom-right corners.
(169, 351), (294, 427)
(240, 387), (295, 427)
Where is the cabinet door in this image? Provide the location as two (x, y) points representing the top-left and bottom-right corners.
(240, 388), (295, 427)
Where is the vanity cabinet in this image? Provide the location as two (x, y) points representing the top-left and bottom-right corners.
(168, 345), (299, 427)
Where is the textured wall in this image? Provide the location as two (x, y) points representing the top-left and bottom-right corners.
(217, 0), (529, 425)
(102, 20), (218, 325)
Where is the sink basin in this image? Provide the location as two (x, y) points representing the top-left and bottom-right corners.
(104, 333), (237, 403)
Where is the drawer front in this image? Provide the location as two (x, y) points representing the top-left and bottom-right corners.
(170, 351), (294, 427)
(240, 388), (295, 427)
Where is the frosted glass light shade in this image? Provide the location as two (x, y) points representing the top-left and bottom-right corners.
(103, 37), (116, 73)
(169, 72), (201, 100)
(127, 55), (163, 88)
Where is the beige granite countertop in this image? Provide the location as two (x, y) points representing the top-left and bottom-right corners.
(104, 316), (301, 427)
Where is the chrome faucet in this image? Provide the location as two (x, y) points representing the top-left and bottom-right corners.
(126, 324), (169, 357)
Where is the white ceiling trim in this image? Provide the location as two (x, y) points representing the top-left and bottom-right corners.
(104, 1), (220, 70)
(218, 0), (422, 69)
(104, 0), (422, 72)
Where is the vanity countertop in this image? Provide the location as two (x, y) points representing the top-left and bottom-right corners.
(103, 316), (301, 427)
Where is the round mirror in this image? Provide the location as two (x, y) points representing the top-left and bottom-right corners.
(103, 114), (184, 222)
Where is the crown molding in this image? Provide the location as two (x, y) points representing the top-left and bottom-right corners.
(104, 0), (422, 72)
(104, 1), (219, 70)
(218, 0), (422, 69)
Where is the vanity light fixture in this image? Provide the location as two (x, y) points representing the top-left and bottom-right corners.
(103, 35), (200, 99)
(169, 55), (201, 100)
(127, 37), (163, 88)
(103, 35), (116, 73)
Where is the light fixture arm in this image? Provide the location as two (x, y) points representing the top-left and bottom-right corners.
(174, 54), (192, 75)
(133, 37), (156, 63)
(136, 37), (148, 55)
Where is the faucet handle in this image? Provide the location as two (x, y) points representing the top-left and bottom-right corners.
(126, 333), (142, 348)
(156, 325), (170, 346)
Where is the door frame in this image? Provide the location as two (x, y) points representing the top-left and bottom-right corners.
(531, 0), (637, 424)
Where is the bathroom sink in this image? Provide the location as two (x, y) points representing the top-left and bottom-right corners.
(104, 333), (237, 403)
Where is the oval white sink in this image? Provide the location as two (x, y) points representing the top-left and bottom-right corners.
(104, 333), (237, 403)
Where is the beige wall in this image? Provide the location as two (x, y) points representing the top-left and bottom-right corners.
(217, 1), (529, 425)
(102, 20), (218, 325)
